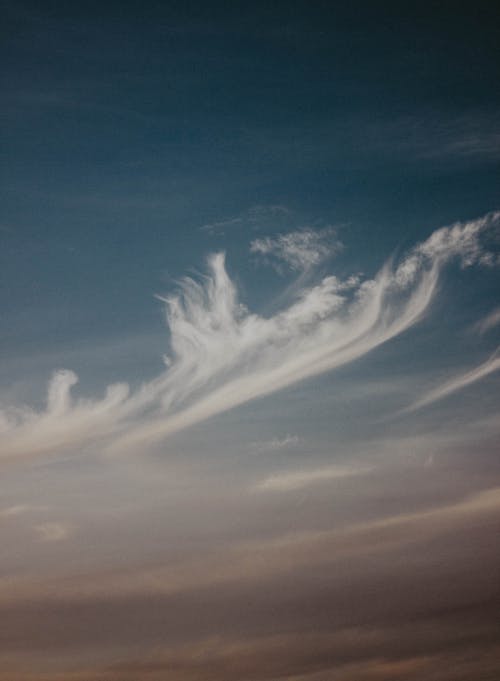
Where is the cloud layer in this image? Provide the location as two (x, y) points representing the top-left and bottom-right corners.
(0, 212), (498, 461)
(1, 480), (500, 680)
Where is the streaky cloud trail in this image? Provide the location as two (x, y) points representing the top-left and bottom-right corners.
(0, 211), (498, 461)
(405, 347), (500, 413)
(474, 306), (500, 335)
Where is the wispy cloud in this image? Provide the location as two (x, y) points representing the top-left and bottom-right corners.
(2, 485), (499, 605)
(356, 111), (500, 164)
(0, 211), (498, 461)
(405, 348), (500, 413)
(250, 434), (300, 453)
(254, 464), (372, 492)
(200, 204), (291, 236)
(0, 505), (45, 518)
(473, 307), (500, 335)
(34, 522), (72, 542)
(250, 226), (341, 272)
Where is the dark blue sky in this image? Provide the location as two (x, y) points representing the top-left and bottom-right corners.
(2, 3), (499, 361)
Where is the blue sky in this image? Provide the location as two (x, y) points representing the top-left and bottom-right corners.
(1, 3), (500, 680)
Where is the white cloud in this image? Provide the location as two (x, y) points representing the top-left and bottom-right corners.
(254, 464), (372, 492)
(250, 227), (341, 272)
(393, 211), (500, 287)
(405, 348), (500, 413)
(0, 211), (498, 461)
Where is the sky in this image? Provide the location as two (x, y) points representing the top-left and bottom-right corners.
(1, 2), (500, 680)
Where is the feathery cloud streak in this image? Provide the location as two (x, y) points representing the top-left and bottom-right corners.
(474, 306), (500, 335)
(406, 348), (500, 412)
(254, 464), (372, 492)
(0, 212), (498, 460)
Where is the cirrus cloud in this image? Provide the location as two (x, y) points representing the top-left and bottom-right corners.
(0, 211), (498, 462)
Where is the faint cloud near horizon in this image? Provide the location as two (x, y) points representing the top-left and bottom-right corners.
(250, 434), (301, 454)
(0, 504), (47, 518)
(254, 463), (372, 492)
(34, 522), (72, 543)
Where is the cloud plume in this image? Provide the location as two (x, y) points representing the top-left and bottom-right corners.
(0, 212), (498, 461)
